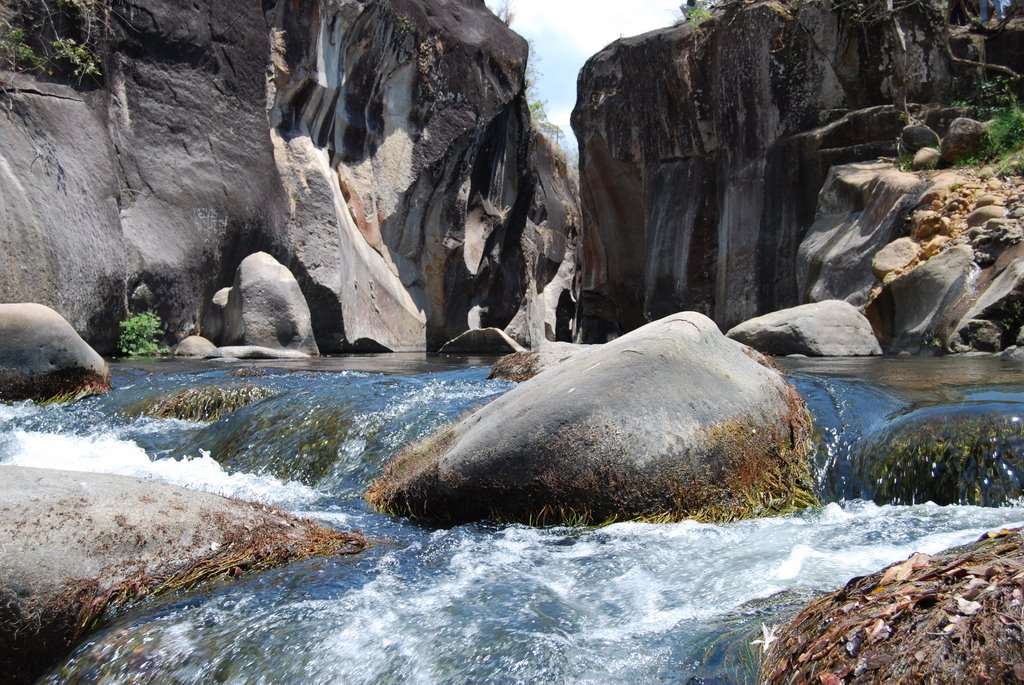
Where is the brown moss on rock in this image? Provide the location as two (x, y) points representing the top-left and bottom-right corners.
(132, 383), (274, 422)
(0, 367), (111, 403)
(0, 467), (366, 684)
(763, 528), (1024, 684)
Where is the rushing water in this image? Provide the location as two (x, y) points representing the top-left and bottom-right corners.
(4, 355), (1024, 683)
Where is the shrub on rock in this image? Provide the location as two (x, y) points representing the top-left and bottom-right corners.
(369, 312), (816, 526)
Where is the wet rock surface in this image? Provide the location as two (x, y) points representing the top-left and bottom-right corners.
(0, 467), (366, 685)
(571, 0), (955, 339)
(369, 312), (815, 526)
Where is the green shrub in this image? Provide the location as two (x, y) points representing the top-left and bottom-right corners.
(117, 312), (166, 357)
(987, 107), (1024, 157)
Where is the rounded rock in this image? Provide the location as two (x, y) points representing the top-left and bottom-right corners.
(0, 303), (110, 401)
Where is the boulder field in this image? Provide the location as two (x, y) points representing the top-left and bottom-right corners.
(369, 312), (816, 526)
(0, 467), (366, 684)
(0, 0), (578, 354)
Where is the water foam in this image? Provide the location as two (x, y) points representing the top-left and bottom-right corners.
(0, 430), (318, 505)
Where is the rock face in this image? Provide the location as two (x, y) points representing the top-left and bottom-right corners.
(0, 303), (110, 401)
(223, 252), (319, 355)
(726, 301), (881, 357)
(0, 0), (578, 354)
(571, 0), (958, 340)
(867, 245), (977, 353)
(799, 163), (925, 306)
(764, 529), (1024, 685)
(0, 466), (366, 684)
(368, 312), (815, 526)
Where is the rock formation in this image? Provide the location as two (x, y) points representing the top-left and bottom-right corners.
(570, 0), (1002, 341)
(726, 300), (881, 357)
(0, 303), (110, 401)
(222, 252), (319, 355)
(368, 312), (816, 526)
(0, 466), (365, 684)
(0, 0), (578, 354)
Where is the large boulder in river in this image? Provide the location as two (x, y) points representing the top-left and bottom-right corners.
(726, 301), (881, 357)
(0, 466), (366, 684)
(369, 312), (816, 526)
(763, 528), (1024, 684)
(0, 303), (110, 401)
(223, 252), (319, 355)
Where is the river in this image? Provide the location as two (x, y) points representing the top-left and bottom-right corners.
(2, 355), (1024, 684)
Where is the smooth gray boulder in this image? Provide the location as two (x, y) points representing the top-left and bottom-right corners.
(172, 335), (217, 357)
(224, 253), (319, 355)
(727, 300), (881, 357)
(900, 124), (940, 154)
(206, 346), (311, 360)
(369, 312), (815, 526)
(0, 303), (110, 401)
(866, 245), (978, 353)
(0, 466), (365, 684)
(202, 287), (232, 345)
(438, 328), (526, 354)
(949, 257), (1024, 352)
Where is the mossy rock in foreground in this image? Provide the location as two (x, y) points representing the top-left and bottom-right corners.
(133, 383), (274, 422)
(0, 467), (366, 685)
(763, 528), (1024, 684)
(369, 312), (817, 527)
(852, 403), (1024, 506)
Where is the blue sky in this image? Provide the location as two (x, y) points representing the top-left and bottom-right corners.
(487, 1), (683, 146)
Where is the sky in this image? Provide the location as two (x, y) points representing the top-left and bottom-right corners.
(486, 0), (683, 147)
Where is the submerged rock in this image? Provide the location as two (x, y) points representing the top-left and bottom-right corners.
(0, 467), (366, 684)
(369, 312), (815, 526)
(0, 303), (110, 402)
(764, 529), (1024, 684)
(726, 301), (881, 357)
(851, 403), (1024, 506)
(133, 384), (274, 423)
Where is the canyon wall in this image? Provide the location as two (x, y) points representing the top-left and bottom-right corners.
(0, 0), (578, 353)
(571, 0), (956, 341)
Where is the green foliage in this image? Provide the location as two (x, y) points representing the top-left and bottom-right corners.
(117, 312), (166, 357)
(0, 23), (45, 72)
(51, 36), (100, 80)
(0, 0), (105, 83)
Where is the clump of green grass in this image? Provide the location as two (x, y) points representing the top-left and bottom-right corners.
(138, 384), (273, 423)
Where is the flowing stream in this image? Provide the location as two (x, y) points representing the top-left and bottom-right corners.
(4, 355), (1024, 683)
